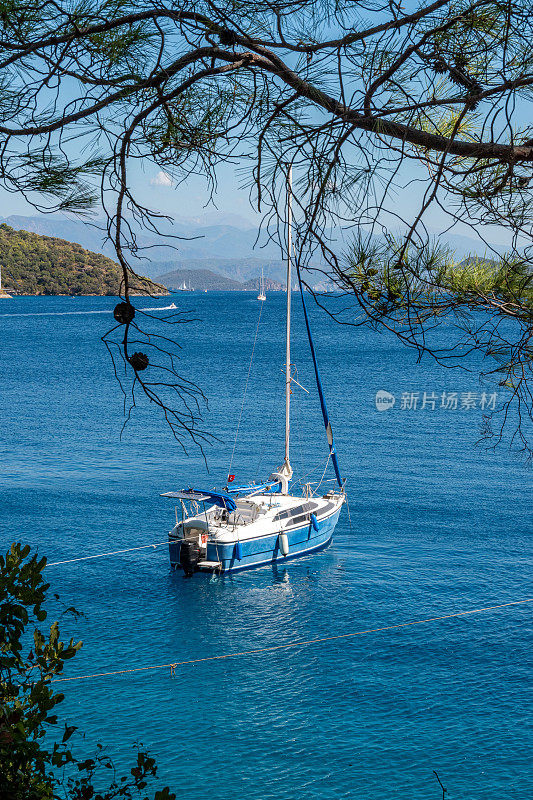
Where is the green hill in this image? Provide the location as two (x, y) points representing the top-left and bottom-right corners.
(158, 267), (244, 291)
(158, 267), (284, 291)
(0, 224), (167, 296)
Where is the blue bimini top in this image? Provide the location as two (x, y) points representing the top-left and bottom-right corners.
(160, 488), (237, 512)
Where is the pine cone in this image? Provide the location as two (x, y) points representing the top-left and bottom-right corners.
(113, 302), (135, 324)
(129, 352), (149, 371)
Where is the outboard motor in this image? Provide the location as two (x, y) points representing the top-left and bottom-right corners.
(180, 537), (201, 577)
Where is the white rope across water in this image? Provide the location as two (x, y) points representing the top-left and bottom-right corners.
(51, 598), (532, 683)
(45, 541), (171, 567)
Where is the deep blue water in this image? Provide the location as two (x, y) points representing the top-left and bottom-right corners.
(1, 293), (531, 800)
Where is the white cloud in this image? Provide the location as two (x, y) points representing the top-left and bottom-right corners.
(150, 171), (172, 187)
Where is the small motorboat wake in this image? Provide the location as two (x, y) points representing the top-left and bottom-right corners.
(142, 302), (178, 311)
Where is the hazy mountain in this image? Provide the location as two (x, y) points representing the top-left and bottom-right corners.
(1, 215), (112, 255)
(159, 268), (244, 291)
(0, 214), (508, 287)
(243, 276), (284, 291)
(0, 214), (280, 264)
(425, 228), (507, 259)
(147, 257), (286, 282)
(172, 211), (256, 230)
(159, 268), (285, 291)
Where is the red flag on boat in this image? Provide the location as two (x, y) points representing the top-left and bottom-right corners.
(227, 474), (235, 483)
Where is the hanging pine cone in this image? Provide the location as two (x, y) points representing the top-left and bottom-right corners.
(433, 57), (447, 74)
(219, 28), (238, 45)
(129, 352), (149, 371)
(467, 81), (483, 109)
(113, 301), (135, 324)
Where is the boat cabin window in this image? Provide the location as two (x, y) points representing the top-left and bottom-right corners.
(273, 501), (317, 523)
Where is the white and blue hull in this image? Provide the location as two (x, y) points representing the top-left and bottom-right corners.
(163, 171), (346, 576)
(168, 500), (342, 574)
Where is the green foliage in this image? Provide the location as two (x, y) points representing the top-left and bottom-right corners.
(346, 235), (450, 315)
(437, 256), (533, 312)
(0, 543), (176, 800)
(0, 0), (529, 449)
(0, 224), (166, 296)
(347, 234), (533, 321)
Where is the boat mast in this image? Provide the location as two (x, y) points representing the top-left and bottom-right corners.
(284, 165), (292, 473)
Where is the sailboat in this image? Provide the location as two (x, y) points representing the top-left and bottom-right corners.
(0, 264), (11, 298)
(162, 167), (345, 575)
(257, 268), (266, 301)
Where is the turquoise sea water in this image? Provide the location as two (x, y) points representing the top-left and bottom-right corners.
(0, 293), (531, 800)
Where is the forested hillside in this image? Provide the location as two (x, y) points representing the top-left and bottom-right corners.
(0, 224), (166, 295)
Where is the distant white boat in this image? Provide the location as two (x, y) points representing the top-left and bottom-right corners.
(143, 302), (178, 311)
(177, 281), (193, 291)
(257, 268), (266, 301)
(0, 265), (11, 298)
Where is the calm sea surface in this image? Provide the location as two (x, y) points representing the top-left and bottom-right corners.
(1, 293), (531, 800)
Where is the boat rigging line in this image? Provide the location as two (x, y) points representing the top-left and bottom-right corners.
(51, 598), (532, 683)
(226, 298), (264, 483)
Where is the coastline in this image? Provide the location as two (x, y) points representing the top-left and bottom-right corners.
(0, 290), (169, 297)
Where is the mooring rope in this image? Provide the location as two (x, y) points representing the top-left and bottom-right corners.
(45, 541), (171, 567)
(51, 598), (532, 683)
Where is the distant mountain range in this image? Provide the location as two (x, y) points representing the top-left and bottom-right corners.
(148, 257), (287, 283)
(158, 268), (284, 291)
(0, 213), (508, 288)
(0, 214), (281, 265)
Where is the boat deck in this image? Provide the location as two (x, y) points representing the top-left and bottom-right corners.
(168, 490), (345, 573)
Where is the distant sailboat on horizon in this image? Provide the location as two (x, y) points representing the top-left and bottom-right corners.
(0, 264), (11, 298)
(257, 268), (266, 301)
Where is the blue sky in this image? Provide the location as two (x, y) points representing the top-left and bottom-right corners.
(0, 0), (526, 258)
(0, 155), (511, 254)
(0, 157), (261, 226)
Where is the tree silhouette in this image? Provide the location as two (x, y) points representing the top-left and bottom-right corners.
(0, 0), (530, 453)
